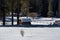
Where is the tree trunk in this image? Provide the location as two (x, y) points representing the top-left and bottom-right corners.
(11, 0), (14, 25)
(21, 0), (29, 17)
(3, 0), (5, 25)
(48, 0), (53, 17)
(58, 0), (60, 17)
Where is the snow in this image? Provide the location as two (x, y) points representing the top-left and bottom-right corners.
(0, 27), (60, 40)
(0, 17), (60, 25)
(0, 22), (17, 25)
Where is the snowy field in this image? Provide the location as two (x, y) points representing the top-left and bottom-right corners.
(0, 27), (60, 40)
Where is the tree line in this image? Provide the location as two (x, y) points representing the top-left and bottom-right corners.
(0, 0), (60, 18)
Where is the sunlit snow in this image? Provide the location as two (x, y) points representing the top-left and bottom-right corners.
(0, 27), (60, 40)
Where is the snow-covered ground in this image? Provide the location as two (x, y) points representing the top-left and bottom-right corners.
(0, 17), (60, 25)
(0, 27), (60, 40)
